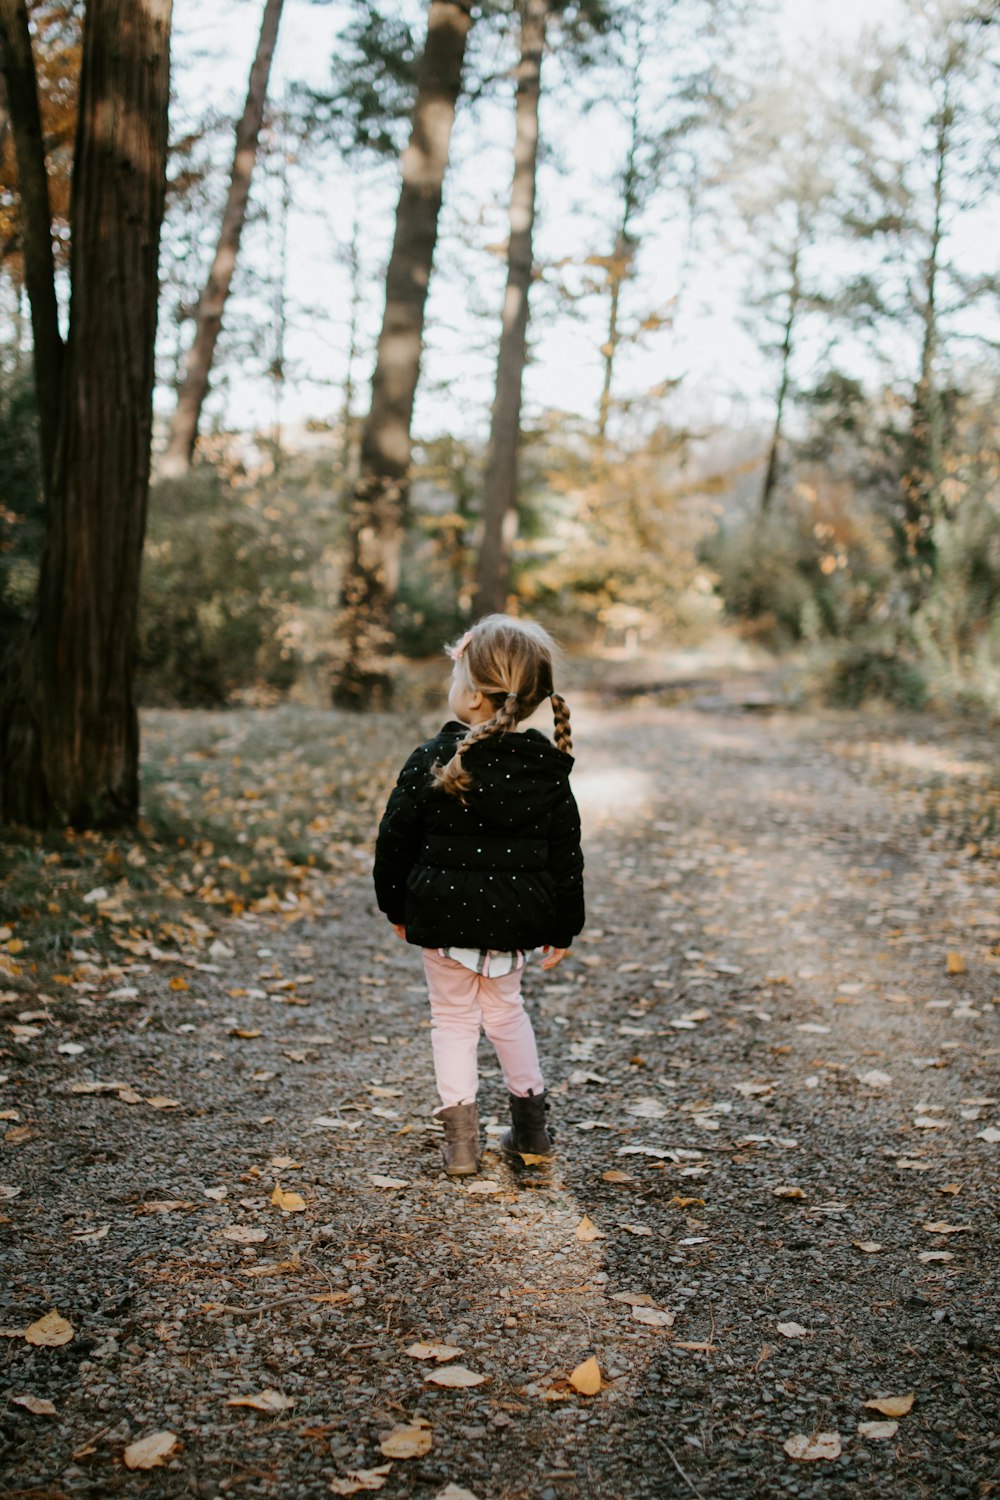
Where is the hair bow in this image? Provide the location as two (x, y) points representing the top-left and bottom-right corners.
(448, 629), (474, 661)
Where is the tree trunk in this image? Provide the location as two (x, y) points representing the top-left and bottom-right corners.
(331, 0), (473, 708)
(1, 0), (172, 829)
(159, 0), (284, 477)
(472, 0), (547, 619)
(759, 232), (801, 515)
(900, 91), (949, 591)
(0, 0), (63, 497)
(597, 32), (641, 444)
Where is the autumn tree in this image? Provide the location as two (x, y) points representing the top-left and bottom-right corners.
(0, 0), (172, 828)
(331, 0), (474, 708)
(159, 0), (285, 476)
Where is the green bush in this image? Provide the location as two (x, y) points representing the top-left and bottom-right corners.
(139, 471), (306, 706)
(823, 639), (928, 709)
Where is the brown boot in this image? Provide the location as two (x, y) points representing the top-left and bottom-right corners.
(499, 1089), (555, 1158)
(438, 1101), (480, 1176)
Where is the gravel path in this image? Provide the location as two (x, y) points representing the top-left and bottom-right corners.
(2, 701), (998, 1499)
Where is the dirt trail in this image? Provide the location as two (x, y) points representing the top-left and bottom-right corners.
(2, 701), (998, 1499)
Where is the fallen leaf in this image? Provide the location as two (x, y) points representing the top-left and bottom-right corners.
(230, 1028), (262, 1039)
(405, 1342), (464, 1362)
(601, 1170), (636, 1184)
(24, 1310), (74, 1347)
(123, 1431), (180, 1469)
(626, 1097), (669, 1119)
(858, 1420), (898, 1440)
(424, 1365), (488, 1388)
(921, 1221), (973, 1234)
(609, 1292), (657, 1307)
(575, 1215), (605, 1241)
(270, 1155), (303, 1169)
(619, 1223), (654, 1236)
(464, 1179), (500, 1194)
(783, 1432), (842, 1462)
(71, 1224), (109, 1244)
(369, 1175), (408, 1189)
(856, 1070), (892, 1088)
(226, 1390), (295, 1413)
(433, 1486), (480, 1500)
(669, 1196), (705, 1208)
(168, 977), (189, 991)
(271, 1186), (307, 1214)
(918, 1250), (954, 1263)
(204, 1187), (228, 1202)
(864, 1394), (914, 1417)
(776, 1322), (808, 1338)
(946, 952), (965, 975)
(568, 1356), (602, 1395)
(11, 1394), (57, 1415)
(631, 1305), (674, 1329)
(135, 1200), (196, 1214)
(310, 1292), (354, 1306)
(379, 1421), (433, 1458)
(329, 1465), (393, 1495)
(772, 1186), (806, 1200)
(913, 1116), (949, 1130)
(220, 1225), (267, 1244)
(146, 1096), (182, 1110)
(515, 1151), (552, 1165)
(853, 1241), (884, 1254)
(975, 1126), (1000, 1144)
(674, 1341), (717, 1352)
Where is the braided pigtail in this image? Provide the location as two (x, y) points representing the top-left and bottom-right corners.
(550, 691), (573, 756)
(432, 692), (521, 800)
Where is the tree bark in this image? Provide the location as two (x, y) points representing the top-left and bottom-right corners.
(1, 0), (172, 829)
(0, 0), (64, 496)
(472, 0), (547, 619)
(759, 231), (801, 515)
(158, 0), (284, 477)
(331, 0), (473, 708)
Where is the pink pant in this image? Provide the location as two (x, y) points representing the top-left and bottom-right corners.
(421, 949), (545, 1110)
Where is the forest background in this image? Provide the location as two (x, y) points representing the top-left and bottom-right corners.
(0, 0), (998, 826)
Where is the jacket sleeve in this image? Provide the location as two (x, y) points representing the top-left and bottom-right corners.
(547, 782), (585, 948)
(373, 746), (431, 925)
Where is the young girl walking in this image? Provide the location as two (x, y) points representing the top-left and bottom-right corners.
(373, 614), (585, 1175)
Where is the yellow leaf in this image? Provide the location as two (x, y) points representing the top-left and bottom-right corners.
(231, 1028), (262, 1039)
(863, 1394), (914, 1417)
(270, 1186), (306, 1213)
(270, 1156), (302, 1170)
(946, 952), (965, 975)
(601, 1170), (635, 1184)
(168, 977), (189, 991)
(405, 1342), (464, 1362)
(24, 1310), (74, 1347)
(123, 1431), (180, 1469)
(379, 1421), (433, 1459)
(772, 1185), (806, 1199)
(669, 1196), (705, 1208)
(575, 1215), (605, 1241)
(568, 1356), (602, 1395)
(226, 1390), (295, 1413)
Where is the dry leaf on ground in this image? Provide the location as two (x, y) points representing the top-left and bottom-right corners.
(433, 1486), (480, 1500)
(568, 1356), (602, 1395)
(863, 1394), (914, 1417)
(24, 1310), (74, 1347)
(379, 1421), (433, 1458)
(226, 1390), (295, 1413)
(772, 1185), (806, 1200)
(369, 1175), (408, 1189)
(858, 1420), (898, 1440)
(920, 1221), (973, 1234)
(601, 1170), (636, 1184)
(465, 1179), (500, 1194)
(776, 1322), (808, 1338)
(783, 1432), (842, 1462)
(219, 1225), (267, 1244)
(918, 1250), (954, 1263)
(270, 1185), (307, 1213)
(123, 1431), (180, 1469)
(575, 1215), (605, 1241)
(329, 1465), (393, 1495)
(631, 1305), (674, 1328)
(405, 1342), (463, 1362)
(853, 1241), (884, 1254)
(12, 1394), (57, 1415)
(424, 1365), (488, 1388)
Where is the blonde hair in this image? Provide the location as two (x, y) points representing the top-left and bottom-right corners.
(433, 614), (573, 798)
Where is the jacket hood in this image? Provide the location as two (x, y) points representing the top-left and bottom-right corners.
(439, 720), (573, 828)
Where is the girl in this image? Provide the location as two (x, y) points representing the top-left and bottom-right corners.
(373, 614), (585, 1175)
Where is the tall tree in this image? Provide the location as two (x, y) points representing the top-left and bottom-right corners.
(159, 0), (284, 477)
(472, 0), (547, 617)
(331, 0), (473, 708)
(838, 0), (998, 594)
(0, 0), (172, 828)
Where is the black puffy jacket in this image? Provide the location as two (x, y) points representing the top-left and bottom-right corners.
(373, 722), (585, 950)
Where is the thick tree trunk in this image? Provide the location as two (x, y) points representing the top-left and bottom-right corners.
(759, 234), (801, 515)
(0, 0), (63, 496)
(332, 0), (473, 708)
(472, 0), (546, 619)
(1, 0), (172, 829)
(158, 0), (284, 477)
